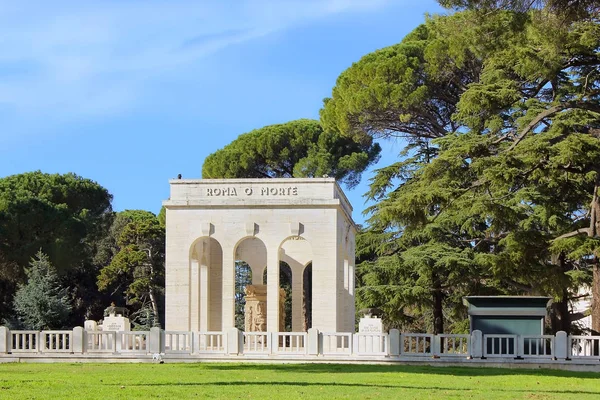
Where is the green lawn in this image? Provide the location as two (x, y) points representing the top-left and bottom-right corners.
(0, 362), (598, 399)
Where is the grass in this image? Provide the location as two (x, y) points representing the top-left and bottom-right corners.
(0, 362), (599, 399)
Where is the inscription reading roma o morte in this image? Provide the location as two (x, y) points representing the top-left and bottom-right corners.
(206, 186), (298, 197)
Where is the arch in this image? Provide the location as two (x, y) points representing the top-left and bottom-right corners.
(189, 236), (223, 331)
(279, 236), (313, 332)
(234, 236), (267, 285)
(234, 237), (268, 332)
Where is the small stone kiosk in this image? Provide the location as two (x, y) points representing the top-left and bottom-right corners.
(464, 296), (551, 335)
(163, 178), (356, 333)
(464, 296), (551, 355)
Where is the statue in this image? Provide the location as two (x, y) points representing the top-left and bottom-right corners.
(253, 303), (266, 332)
(245, 305), (254, 332)
(103, 302), (117, 317)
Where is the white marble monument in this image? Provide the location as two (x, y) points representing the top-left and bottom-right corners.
(163, 178), (356, 332)
(359, 316), (383, 334)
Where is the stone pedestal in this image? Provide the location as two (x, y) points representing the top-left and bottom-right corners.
(103, 316), (131, 332)
(359, 316), (383, 333)
(244, 285), (286, 332)
(84, 320), (98, 331)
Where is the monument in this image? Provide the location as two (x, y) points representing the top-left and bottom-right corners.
(163, 178), (356, 333)
(84, 303), (131, 332)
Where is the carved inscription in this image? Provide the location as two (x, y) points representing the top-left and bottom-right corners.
(206, 186), (298, 197)
(259, 187), (298, 196)
(206, 187), (237, 196)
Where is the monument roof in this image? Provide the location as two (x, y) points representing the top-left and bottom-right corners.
(163, 177), (354, 224)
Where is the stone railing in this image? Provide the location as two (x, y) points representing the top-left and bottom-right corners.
(1, 326), (599, 364)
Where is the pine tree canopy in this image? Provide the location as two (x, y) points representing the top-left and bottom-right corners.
(201, 119), (381, 188)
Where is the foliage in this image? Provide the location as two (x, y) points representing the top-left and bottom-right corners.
(12, 251), (72, 330)
(202, 119), (381, 188)
(0, 171), (112, 324)
(320, 18), (481, 145)
(235, 261), (252, 331)
(438, 0), (600, 20)
(97, 210), (165, 327)
(332, 8), (600, 333)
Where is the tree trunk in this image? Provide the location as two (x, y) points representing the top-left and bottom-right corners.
(593, 261), (600, 334)
(149, 288), (160, 328)
(550, 288), (570, 334)
(432, 273), (444, 334)
(590, 175), (600, 334)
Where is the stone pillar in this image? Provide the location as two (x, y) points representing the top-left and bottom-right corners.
(470, 330), (483, 359)
(199, 248), (210, 332)
(227, 327), (241, 355)
(433, 335), (441, 357)
(307, 328), (319, 355)
(555, 331), (568, 360)
(221, 246), (235, 330)
(291, 268), (303, 332)
(72, 327), (84, 354)
(0, 326), (10, 354)
(244, 285), (267, 332)
(190, 258), (200, 331)
(311, 241), (338, 332)
(266, 249), (280, 332)
(389, 329), (400, 356)
(149, 327), (162, 354)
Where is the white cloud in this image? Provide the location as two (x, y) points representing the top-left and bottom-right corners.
(0, 0), (390, 129)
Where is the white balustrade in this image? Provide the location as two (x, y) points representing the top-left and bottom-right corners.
(321, 332), (352, 355)
(437, 334), (470, 357)
(120, 331), (148, 353)
(401, 333), (433, 356)
(354, 333), (388, 356)
(41, 331), (72, 353)
(483, 334), (517, 358)
(85, 331), (116, 353)
(163, 331), (193, 354)
(520, 335), (554, 358)
(243, 332), (270, 354)
(273, 332), (307, 354)
(569, 335), (600, 358)
(197, 332), (226, 353)
(1, 325), (599, 365)
(11, 331), (40, 353)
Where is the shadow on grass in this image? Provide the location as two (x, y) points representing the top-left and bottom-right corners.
(122, 380), (600, 395)
(175, 362), (600, 379)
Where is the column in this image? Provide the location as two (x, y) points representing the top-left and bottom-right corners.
(266, 248), (280, 332)
(291, 267), (303, 331)
(199, 247), (210, 332)
(190, 258), (200, 331)
(221, 245), (235, 330)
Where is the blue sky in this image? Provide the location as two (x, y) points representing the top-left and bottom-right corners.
(0, 0), (445, 225)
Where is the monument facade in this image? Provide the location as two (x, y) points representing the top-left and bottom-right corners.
(163, 178), (356, 333)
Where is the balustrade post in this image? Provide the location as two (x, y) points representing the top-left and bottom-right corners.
(389, 329), (400, 356)
(115, 332), (122, 354)
(433, 335), (441, 358)
(555, 331), (568, 360)
(227, 327), (241, 355)
(149, 327), (162, 354)
(470, 330), (483, 359)
(350, 333), (357, 355)
(72, 327), (84, 354)
(306, 328), (319, 355)
(0, 326), (9, 354)
(268, 332), (276, 354)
